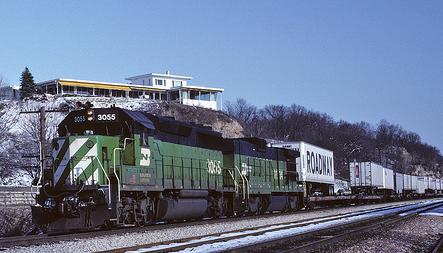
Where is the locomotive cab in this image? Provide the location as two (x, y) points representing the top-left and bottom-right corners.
(33, 107), (156, 232)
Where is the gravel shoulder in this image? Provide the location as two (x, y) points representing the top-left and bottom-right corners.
(3, 199), (441, 253)
(325, 215), (443, 253)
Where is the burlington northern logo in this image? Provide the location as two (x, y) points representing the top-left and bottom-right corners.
(306, 151), (333, 176)
(140, 148), (151, 166)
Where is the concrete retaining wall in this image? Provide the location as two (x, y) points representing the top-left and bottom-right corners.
(0, 186), (35, 206)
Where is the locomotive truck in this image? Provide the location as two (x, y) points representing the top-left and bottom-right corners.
(32, 106), (304, 232)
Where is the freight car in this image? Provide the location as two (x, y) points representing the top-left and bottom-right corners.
(32, 107), (303, 232)
(349, 162), (394, 195)
(269, 141), (335, 196)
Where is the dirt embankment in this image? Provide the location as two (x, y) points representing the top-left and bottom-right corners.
(56, 96), (245, 138)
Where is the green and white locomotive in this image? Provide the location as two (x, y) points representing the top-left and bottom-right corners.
(32, 106), (303, 232)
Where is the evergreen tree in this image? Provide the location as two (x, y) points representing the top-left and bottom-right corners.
(19, 67), (37, 99)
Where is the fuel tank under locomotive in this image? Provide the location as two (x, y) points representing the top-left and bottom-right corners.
(156, 190), (212, 220)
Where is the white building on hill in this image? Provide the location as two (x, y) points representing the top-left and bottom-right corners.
(37, 71), (224, 110)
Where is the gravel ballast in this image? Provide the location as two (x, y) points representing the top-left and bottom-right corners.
(3, 199), (441, 253)
(325, 214), (443, 253)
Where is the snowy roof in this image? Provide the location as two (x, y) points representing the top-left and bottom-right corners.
(125, 72), (192, 81)
(174, 85), (224, 92)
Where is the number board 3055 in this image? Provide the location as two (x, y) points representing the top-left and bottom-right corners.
(96, 113), (118, 121)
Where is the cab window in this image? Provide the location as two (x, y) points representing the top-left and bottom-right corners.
(141, 129), (149, 147)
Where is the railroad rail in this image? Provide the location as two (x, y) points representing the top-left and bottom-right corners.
(430, 233), (443, 253)
(97, 199), (443, 253)
(271, 201), (443, 253)
(0, 200), (431, 250)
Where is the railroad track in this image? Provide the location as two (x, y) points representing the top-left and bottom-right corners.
(269, 201), (443, 253)
(0, 200), (430, 250)
(98, 199), (443, 253)
(430, 233), (443, 253)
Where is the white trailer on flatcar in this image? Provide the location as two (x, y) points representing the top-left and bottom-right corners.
(395, 173), (404, 195)
(349, 161), (394, 195)
(269, 141), (334, 196)
(417, 176), (427, 194)
(436, 179), (442, 193)
(404, 174), (412, 191)
(411, 175), (418, 192)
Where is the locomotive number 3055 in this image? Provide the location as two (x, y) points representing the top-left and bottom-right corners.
(97, 113), (116, 121)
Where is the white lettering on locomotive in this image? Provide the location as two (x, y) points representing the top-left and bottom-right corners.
(273, 169), (284, 180)
(140, 148), (151, 166)
(207, 159), (222, 175)
(241, 162), (252, 175)
(73, 115), (86, 123)
(97, 113), (116, 121)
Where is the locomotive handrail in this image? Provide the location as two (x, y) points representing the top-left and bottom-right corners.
(94, 156), (112, 208)
(234, 165), (249, 200)
(243, 172), (250, 200)
(112, 147), (123, 202)
(226, 169), (239, 194)
(110, 137), (133, 202)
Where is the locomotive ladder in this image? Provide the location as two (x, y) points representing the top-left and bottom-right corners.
(231, 166), (249, 201)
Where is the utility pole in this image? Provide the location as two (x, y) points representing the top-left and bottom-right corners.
(39, 107), (46, 174)
(20, 106), (69, 183)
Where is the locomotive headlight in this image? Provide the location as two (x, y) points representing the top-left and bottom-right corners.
(86, 109), (94, 121)
(43, 198), (56, 209)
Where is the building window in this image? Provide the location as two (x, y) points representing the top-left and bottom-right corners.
(210, 92), (216, 101)
(62, 86), (75, 94)
(144, 92), (153, 99)
(141, 130), (150, 147)
(129, 90), (143, 98)
(169, 91), (179, 101)
(173, 80), (182, 87)
(181, 90), (188, 100)
(77, 87), (93, 96)
(155, 79), (165, 86)
(200, 91), (210, 101)
(190, 90), (199, 99)
(160, 93), (167, 100)
(95, 88), (110, 97)
(111, 90), (126, 97)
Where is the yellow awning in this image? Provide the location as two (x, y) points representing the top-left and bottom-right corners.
(59, 81), (131, 91)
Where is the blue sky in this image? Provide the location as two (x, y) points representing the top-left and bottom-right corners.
(1, 1), (442, 152)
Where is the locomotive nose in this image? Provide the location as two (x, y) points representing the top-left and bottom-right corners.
(52, 136), (98, 188)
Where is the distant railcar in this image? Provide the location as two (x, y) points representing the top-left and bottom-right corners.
(349, 161), (394, 195)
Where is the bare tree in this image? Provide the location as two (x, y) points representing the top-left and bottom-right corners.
(225, 98), (443, 178)
(225, 98), (258, 126)
(0, 108), (20, 184)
